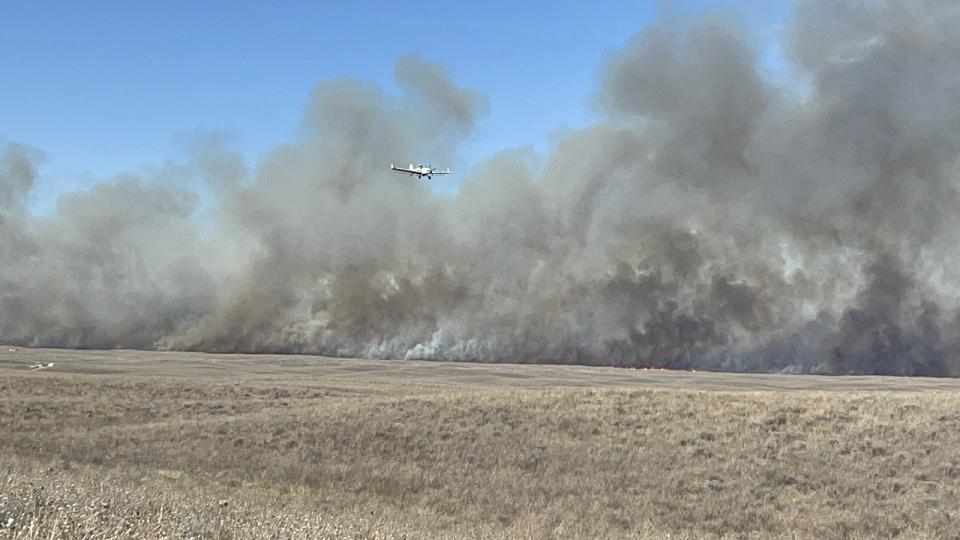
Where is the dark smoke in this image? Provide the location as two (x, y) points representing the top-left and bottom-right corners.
(4, 1), (960, 376)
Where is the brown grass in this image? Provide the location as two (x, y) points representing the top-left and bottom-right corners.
(2, 349), (960, 538)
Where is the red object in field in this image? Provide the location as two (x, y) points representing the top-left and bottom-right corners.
(0, 344), (19, 352)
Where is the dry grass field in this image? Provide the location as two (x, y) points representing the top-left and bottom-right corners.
(3, 349), (960, 538)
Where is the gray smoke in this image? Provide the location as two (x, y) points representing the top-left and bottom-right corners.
(5, 1), (960, 376)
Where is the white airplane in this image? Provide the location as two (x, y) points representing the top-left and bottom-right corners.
(390, 163), (452, 180)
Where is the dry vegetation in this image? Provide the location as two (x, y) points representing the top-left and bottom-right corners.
(2, 349), (960, 538)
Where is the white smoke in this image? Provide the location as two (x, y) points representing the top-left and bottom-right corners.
(4, 2), (960, 376)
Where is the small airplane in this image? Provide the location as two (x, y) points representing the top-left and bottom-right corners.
(390, 163), (452, 180)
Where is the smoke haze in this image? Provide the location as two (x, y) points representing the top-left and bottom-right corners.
(5, 0), (960, 375)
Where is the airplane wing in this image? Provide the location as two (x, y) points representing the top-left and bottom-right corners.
(391, 164), (418, 174)
(431, 169), (453, 175)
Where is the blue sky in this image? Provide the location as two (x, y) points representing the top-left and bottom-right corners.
(1, 1), (791, 208)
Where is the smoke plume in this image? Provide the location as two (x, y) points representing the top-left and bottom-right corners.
(5, 1), (960, 375)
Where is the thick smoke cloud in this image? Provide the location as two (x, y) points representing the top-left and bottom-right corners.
(4, 1), (960, 376)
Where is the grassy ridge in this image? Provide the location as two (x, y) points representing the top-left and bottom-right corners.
(2, 354), (960, 538)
